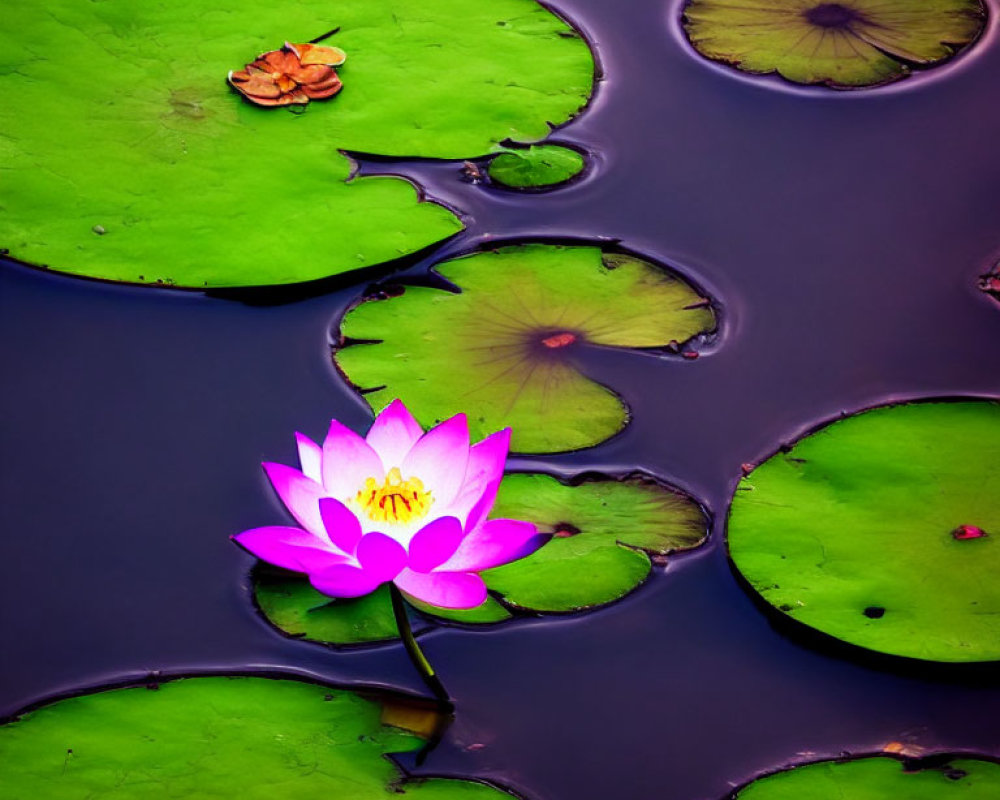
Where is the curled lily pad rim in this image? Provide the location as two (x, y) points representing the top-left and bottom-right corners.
(333, 236), (724, 356)
(0, 182), (465, 302)
(669, 0), (993, 97)
(484, 141), (592, 193)
(0, 668), (448, 727)
(724, 750), (1000, 799)
(725, 395), (1000, 499)
(724, 395), (1000, 674)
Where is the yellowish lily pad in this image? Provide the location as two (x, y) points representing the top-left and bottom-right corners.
(683, 0), (986, 88)
(335, 244), (716, 454)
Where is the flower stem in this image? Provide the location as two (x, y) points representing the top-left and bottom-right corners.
(389, 584), (451, 707)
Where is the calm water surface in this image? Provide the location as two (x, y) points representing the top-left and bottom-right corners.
(2, 0), (1000, 797)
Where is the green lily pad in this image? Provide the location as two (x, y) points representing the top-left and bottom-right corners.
(733, 755), (1000, 799)
(335, 244), (716, 453)
(0, 0), (593, 287)
(254, 573), (406, 645)
(488, 145), (586, 189)
(728, 401), (1000, 663)
(481, 473), (708, 611)
(0, 676), (516, 798)
(682, 0), (986, 89)
(253, 569), (512, 646)
(253, 472), (708, 644)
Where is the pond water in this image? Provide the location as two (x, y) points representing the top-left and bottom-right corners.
(2, 0), (1000, 797)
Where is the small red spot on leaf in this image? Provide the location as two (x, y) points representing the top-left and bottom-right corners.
(979, 270), (1000, 300)
(552, 522), (581, 538)
(952, 524), (987, 540)
(681, 350), (699, 360)
(741, 463), (755, 476)
(541, 332), (577, 349)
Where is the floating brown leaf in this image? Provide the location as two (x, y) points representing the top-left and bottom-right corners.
(228, 42), (346, 107)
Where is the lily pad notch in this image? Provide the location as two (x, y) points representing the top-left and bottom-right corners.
(682, 0), (988, 89)
(728, 400), (1000, 664)
(334, 242), (719, 454)
(251, 470), (710, 646)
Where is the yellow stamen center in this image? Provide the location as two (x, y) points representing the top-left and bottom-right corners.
(356, 467), (433, 524)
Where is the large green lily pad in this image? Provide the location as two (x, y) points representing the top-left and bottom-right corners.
(728, 401), (1000, 663)
(0, 676), (516, 798)
(682, 0), (986, 89)
(253, 472), (708, 645)
(0, 0), (593, 287)
(488, 145), (586, 189)
(335, 244), (716, 453)
(733, 755), (1000, 799)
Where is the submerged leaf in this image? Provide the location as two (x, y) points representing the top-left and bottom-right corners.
(254, 472), (708, 644)
(683, 0), (986, 88)
(733, 755), (1000, 799)
(0, 677), (516, 798)
(729, 401), (1000, 663)
(0, 0), (593, 287)
(335, 244), (716, 453)
(488, 144), (586, 189)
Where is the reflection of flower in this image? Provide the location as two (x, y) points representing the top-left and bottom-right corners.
(234, 400), (542, 608)
(228, 42), (346, 107)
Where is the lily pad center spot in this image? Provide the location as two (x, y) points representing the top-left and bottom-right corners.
(805, 3), (863, 28)
(537, 329), (581, 353)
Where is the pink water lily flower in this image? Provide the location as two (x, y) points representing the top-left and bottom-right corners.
(233, 400), (542, 609)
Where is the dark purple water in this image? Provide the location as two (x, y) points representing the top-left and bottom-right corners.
(2, 0), (1000, 797)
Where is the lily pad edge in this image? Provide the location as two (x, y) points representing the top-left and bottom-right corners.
(485, 142), (590, 192)
(0, 671), (526, 798)
(724, 751), (1000, 800)
(675, 0), (991, 91)
(331, 239), (723, 446)
(725, 395), (1000, 672)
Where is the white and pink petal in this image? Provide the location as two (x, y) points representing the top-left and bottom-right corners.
(407, 516), (464, 573)
(356, 531), (408, 581)
(321, 419), (384, 499)
(232, 526), (349, 573)
(443, 428), (510, 525)
(262, 462), (329, 538)
(295, 432), (323, 483)
(310, 564), (385, 598)
(394, 569), (487, 609)
(439, 519), (543, 573)
(401, 413), (470, 507)
(365, 399), (424, 469)
(319, 497), (363, 555)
